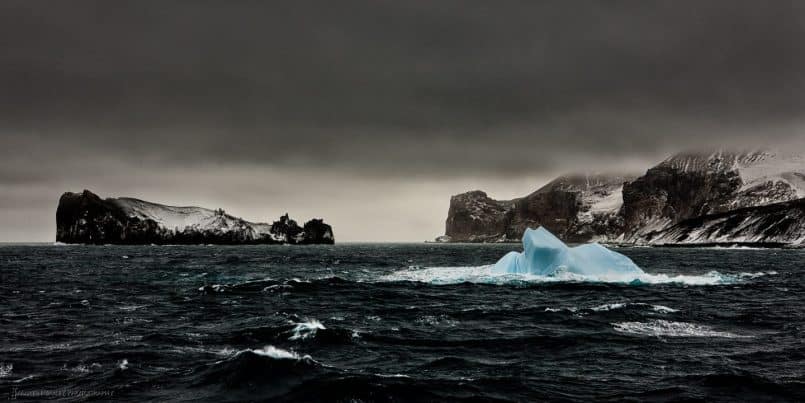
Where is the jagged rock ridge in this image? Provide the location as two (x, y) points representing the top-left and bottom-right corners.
(56, 190), (334, 245)
(441, 150), (805, 246)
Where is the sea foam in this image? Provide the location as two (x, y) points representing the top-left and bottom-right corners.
(613, 320), (751, 338)
(288, 319), (325, 340)
(249, 346), (306, 360)
(379, 227), (765, 286)
(379, 265), (748, 286)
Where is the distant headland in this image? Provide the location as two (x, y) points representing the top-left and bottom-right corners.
(56, 190), (334, 245)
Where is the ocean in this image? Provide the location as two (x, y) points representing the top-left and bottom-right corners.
(1, 243), (803, 401)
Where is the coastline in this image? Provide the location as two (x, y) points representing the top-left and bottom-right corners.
(430, 240), (803, 249)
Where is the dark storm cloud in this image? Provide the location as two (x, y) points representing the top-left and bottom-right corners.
(3, 1), (805, 241)
(2, 0), (805, 177)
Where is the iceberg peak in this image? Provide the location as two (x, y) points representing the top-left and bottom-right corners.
(492, 227), (644, 277)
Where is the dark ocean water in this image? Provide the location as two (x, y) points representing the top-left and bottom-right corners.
(1, 243), (803, 402)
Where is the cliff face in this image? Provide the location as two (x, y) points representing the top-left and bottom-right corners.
(441, 150), (805, 245)
(619, 151), (803, 241)
(619, 152), (744, 240)
(509, 175), (631, 242)
(444, 191), (515, 242)
(445, 174), (632, 243)
(56, 190), (334, 245)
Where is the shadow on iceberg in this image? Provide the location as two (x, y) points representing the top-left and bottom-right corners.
(493, 227), (644, 277)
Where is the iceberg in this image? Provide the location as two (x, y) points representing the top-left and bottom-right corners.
(492, 227), (644, 277)
(381, 227), (752, 285)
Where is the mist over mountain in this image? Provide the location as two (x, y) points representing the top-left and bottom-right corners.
(443, 150), (805, 245)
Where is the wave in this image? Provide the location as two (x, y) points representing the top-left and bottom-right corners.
(198, 276), (351, 295)
(378, 265), (760, 286)
(657, 373), (805, 401)
(242, 345), (310, 360)
(196, 345), (323, 394)
(197, 346), (522, 401)
(288, 319), (326, 340)
(612, 320), (751, 338)
(222, 319), (356, 346)
(709, 245), (768, 250)
(739, 271), (777, 278)
(418, 356), (519, 370)
(61, 362), (102, 375)
(588, 302), (679, 313)
(415, 315), (459, 327)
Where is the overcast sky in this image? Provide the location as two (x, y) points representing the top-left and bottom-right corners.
(2, 1), (805, 241)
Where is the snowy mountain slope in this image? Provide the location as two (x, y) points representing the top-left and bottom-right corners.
(727, 150), (805, 208)
(112, 197), (273, 237)
(537, 174), (631, 222)
(643, 198), (805, 246)
(653, 149), (804, 207)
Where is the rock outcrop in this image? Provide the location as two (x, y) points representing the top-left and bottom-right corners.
(56, 190), (334, 245)
(441, 150), (805, 246)
(444, 191), (516, 243)
(445, 174), (633, 243)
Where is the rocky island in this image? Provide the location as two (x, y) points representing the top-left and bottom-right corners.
(56, 190), (334, 245)
(441, 150), (805, 246)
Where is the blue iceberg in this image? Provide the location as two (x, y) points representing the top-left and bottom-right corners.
(492, 227), (644, 277)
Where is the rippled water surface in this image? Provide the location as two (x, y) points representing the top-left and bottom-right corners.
(1, 243), (803, 401)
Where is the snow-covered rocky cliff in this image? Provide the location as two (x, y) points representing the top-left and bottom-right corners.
(643, 198), (805, 246)
(56, 190), (334, 245)
(619, 150), (804, 242)
(441, 150), (805, 246)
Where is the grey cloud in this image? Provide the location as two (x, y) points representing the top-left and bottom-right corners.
(1, 1), (804, 240)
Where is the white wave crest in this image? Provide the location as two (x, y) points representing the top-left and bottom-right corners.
(378, 265), (754, 286)
(216, 347), (238, 357)
(544, 307), (578, 313)
(251, 346), (303, 359)
(709, 245), (766, 250)
(590, 303), (627, 312)
(739, 271), (777, 278)
(589, 302), (679, 313)
(228, 345), (313, 362)
(613, 320), (750, 338)
(651, 305), (679, 313)
(543, 302), (679, 314)
(288, 319), (325, 340)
